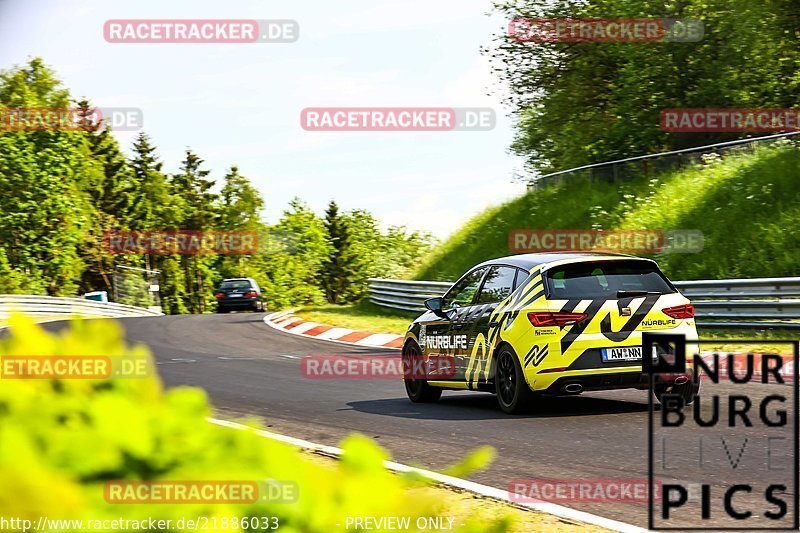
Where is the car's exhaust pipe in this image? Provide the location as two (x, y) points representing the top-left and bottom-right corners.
(563, 383), (583, 394)
(674, 375), (689, 385)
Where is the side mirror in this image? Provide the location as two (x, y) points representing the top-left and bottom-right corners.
(424, 297), (449, 319)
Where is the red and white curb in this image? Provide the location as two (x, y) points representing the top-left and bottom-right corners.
(265, 310), (404, 349)
(209, 418), (644, 533)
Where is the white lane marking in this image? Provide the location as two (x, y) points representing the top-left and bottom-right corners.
(316, 327), (354, 340)
(208, 418), (646, 533)
(354, 333), (402, 346)
(287, 321), (320, 334)
(218, 356), (261, 361)
(157, 358), (197, 365)
(278, 354), (300, 360)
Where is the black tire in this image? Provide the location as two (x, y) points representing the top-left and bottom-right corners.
(495, 346), (535, 414)
(402, 341), (442, 403)
(654, 380), (699, 406)
(217, 307), (230, 314)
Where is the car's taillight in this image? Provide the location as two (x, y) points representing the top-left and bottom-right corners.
(528, 312), (588, 327)
(245, 290), (258, 298)
(662, 304), (695, 319)
(215, 292), (225, 299)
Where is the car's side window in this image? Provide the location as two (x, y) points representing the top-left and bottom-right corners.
(443, 268), (487, 309)
(476, 266), (517, 304)
(513, 268), (529, 290)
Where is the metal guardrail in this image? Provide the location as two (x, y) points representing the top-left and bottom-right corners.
(0, 294), (164, 320)
(368, 279), (452, 313)
(368, 277), (800, 329)
(528, 131), (800, 190)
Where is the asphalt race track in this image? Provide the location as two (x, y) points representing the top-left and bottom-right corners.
(37, 314), (799, 529)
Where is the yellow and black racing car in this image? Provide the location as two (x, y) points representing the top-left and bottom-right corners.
(402, 252), (699, 414)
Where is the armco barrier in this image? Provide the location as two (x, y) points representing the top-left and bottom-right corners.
(368, 277), (800, 329)
(0, 294), (163, 320)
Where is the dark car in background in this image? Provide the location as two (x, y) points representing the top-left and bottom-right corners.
(215, 278), (265, 313)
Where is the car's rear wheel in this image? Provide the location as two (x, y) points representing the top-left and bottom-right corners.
(495, 346), (535, 414)
(654, 381), (699, 406)
(402, 341), (442, 403)
(217, 307), (230, 314)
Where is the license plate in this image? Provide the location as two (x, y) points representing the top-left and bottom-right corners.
(601, 346), (642, 362)
(228, 293), (242, 298)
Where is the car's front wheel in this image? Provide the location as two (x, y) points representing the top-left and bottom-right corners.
(495, 346), (535, 414)
(402, 341), (442, 403)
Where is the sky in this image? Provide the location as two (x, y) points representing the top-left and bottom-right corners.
(0, 0), (528, 239)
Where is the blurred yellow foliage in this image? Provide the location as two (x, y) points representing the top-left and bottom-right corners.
(0, 316), (509, 532)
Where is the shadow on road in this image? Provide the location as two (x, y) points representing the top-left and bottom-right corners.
(347, 393), (657, 421)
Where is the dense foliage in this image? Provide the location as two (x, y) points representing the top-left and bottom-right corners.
(491, 0), (800, 175)
(0, 59), (434, 310)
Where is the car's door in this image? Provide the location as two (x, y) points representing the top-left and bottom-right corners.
(463, 265), (520, 387)
(420, 266), (488, 381)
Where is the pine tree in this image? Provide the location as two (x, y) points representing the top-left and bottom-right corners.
(171, 150), (219, 313)
(171, 150), (217, 230)
(321, 201), (350, 304)
(75, 99), (137, 293)
(129, 132), (172, 230)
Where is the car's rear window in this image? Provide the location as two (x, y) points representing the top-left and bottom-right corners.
(546, 260), (675, 300)
(220, 280), (252, 290)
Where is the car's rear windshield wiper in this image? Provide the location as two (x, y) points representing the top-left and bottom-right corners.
(616, 290), (663, 298)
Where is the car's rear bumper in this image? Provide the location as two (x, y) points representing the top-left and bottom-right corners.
(537, 370), (694, 395)
(217, 298), (259, 309)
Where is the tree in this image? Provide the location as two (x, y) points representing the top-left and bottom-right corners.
(0, 59), (96, 295)
(168, 150), (220, 313)
(215, 166), (266, 282)
(491, 0), (800, 175)
(74, 99), (137, 294)
(128, 132), (173, 230)
(218, 166), (264, 230)
(321, 201), (350, 303)
(260, 199), (330, 308)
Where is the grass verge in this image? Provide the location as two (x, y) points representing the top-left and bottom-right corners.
(294, 301), (415, 335)
(698, 328), (799, 354)
(414, 142), (800, 282)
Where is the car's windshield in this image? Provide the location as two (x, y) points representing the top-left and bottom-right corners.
(219, 280), (252, 290)
(546, 260), (675, 300)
